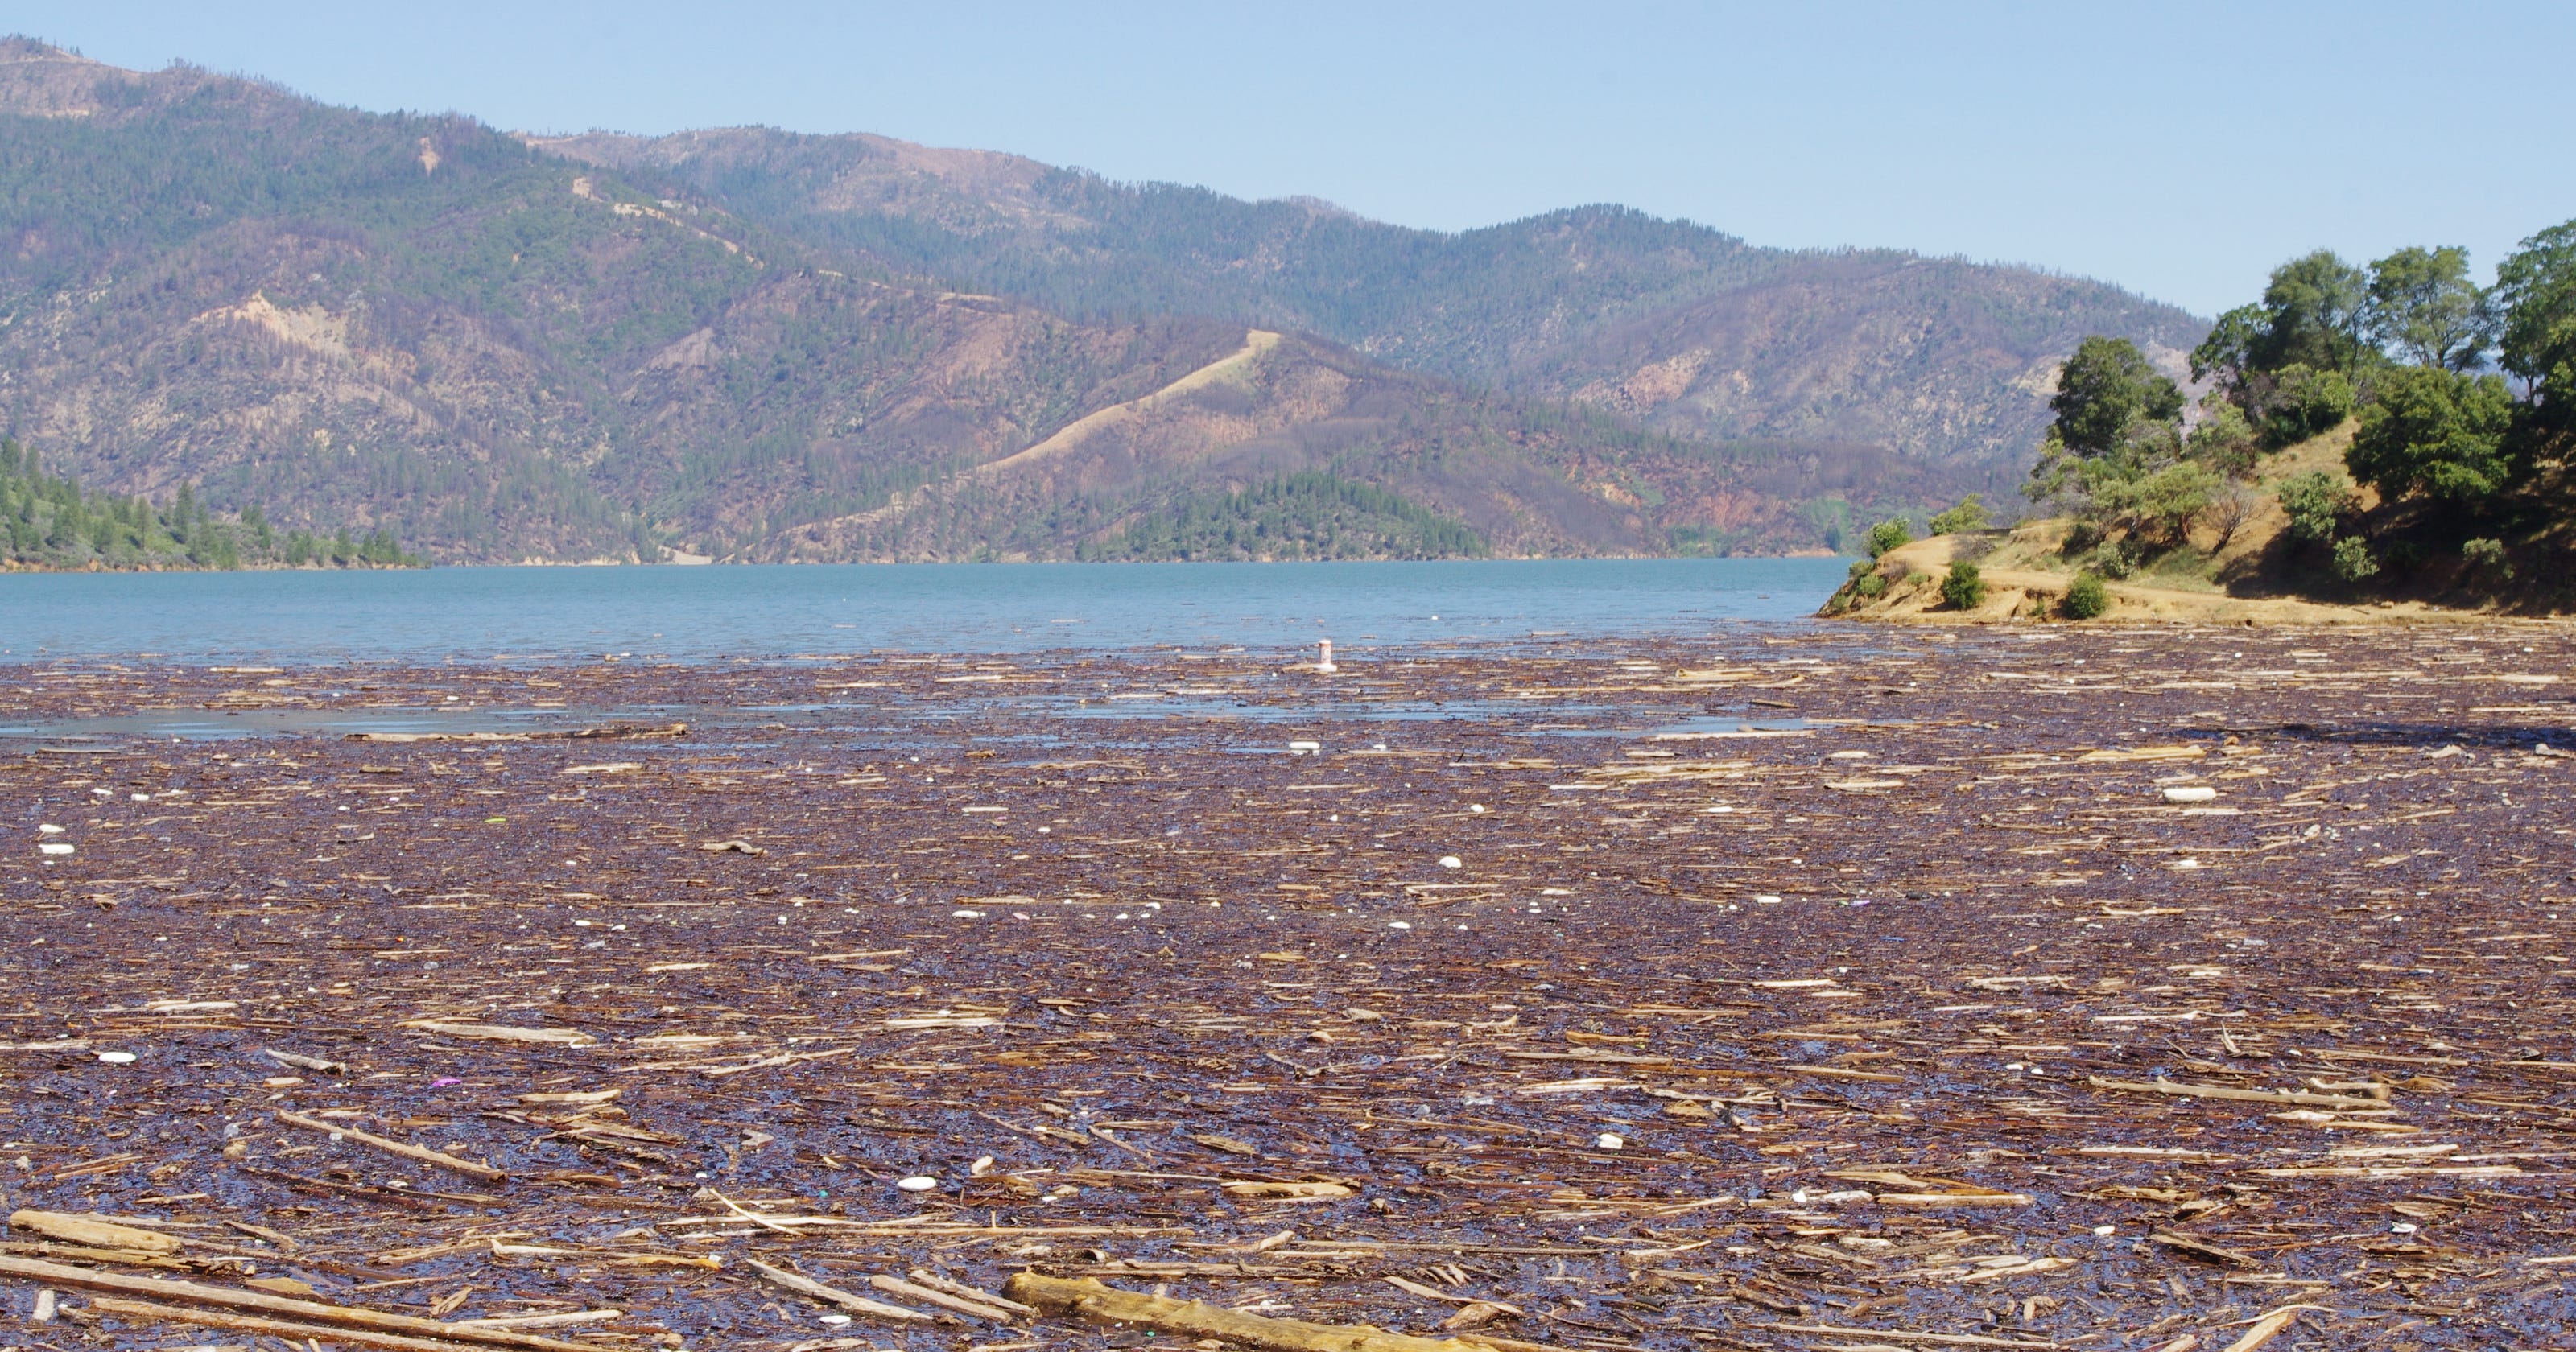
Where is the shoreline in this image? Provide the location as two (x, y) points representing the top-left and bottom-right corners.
(9, 614), (2574, 674)
(0, 559), (428, 575)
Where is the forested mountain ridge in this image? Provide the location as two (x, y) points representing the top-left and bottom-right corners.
(0, 39), (2190, 563)
(543, 127), (2207, 477)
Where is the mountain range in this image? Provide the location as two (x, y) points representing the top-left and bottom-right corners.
(0, 39), (2203, 563)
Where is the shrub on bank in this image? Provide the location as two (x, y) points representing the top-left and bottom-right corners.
(2277, 470), (2356, 545)
(1941, 560), (1988, 611)
(2062, 571), (2110, 620)
(2462, 536), (2513, 580)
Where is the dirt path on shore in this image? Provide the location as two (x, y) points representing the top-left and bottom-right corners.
(1840, 530), (2553, 626)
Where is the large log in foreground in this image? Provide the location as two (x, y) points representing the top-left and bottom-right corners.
(0, 1255), (608, 1352)
(93, 1295), (524, 1352)
(1006, 1272), (1513, 1352)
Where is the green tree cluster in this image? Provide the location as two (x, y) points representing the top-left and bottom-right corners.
(2024, 336), (2218, 570)
(2046, 217), (2574, 591)
(2193, 229), (2570, 509)
(0, 438), (421, 571)
(1073, 472), (1488, 563)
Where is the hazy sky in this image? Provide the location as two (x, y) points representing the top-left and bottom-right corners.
(14, 2), (2571, 316)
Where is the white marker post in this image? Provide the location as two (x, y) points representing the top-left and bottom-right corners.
(1316, 639), (1337, 673)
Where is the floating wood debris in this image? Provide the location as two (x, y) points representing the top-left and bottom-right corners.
(2, 629), (2566, 1350)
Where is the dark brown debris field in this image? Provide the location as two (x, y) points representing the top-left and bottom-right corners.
(3, 623), (2574, 1352)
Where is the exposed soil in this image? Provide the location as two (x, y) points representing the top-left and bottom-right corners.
(4, 625), (2574, 1351)
(1835, 526), (2488, 627)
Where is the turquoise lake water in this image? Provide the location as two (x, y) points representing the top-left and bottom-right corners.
(0, 558), (1848, 663)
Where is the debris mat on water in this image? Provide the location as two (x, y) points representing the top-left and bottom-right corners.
(1, 625), (2571, 1350)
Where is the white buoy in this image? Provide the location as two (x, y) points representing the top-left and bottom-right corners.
(1316, 639), (1337, 673)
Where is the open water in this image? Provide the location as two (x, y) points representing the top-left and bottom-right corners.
(0, 558), (1846, 663)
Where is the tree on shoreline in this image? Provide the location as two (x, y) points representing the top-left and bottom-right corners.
(2366, 245), (2497, 373)
(2497, 222), (2576, 460)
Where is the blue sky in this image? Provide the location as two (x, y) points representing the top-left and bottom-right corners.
(14, 2), (2571, 316)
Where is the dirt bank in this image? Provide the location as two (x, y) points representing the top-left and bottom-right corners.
(1829, 525), (2529, 625)
(1831, 427), (2570, 625)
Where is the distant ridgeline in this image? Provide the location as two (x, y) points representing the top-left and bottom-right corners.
(0, 439), (421, 571)
(0, 40), (2194, 563)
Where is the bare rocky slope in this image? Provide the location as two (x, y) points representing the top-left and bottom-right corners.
(0, 39), (2195, 563)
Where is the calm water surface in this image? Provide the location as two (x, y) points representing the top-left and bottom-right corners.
(0, 559), (1846, 663)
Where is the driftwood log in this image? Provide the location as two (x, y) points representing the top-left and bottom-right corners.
(1007, 1272), (1538, 1352)
(0, 1255), (611, 1352)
